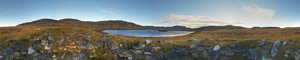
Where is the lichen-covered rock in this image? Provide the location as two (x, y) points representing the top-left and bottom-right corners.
(27, 47), (35, 54)
(271, 41), (281, 57)
(213, 45), (221, 51)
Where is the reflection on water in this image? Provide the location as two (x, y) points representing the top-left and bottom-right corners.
(103, 30), (194, 37)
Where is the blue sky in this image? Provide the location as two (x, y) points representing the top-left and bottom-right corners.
(0, 0), (300, 28)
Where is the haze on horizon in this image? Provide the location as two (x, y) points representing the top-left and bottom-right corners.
(0, 0), (300, 28)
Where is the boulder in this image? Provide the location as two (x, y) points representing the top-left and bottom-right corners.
(296, 50), (300, 57)
(112, 49), (132, 57)
(152, 47), (161, 51)
(271, 41), (281, 57)
(27, 47), (35, 54)
(282, 41), (289, 45)
(213, 45), (221, 51)
(145, 40), (151, 44)
(0, 55), (3, 58)
(190, 45), (196, 50)
(1, 48), (14, 55)
(219, 51), (234, 56)
(144, 52), (152, 55)
(164, 48), (188, 59)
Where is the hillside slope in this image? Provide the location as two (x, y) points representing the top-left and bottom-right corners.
(17, 18), (146, 29)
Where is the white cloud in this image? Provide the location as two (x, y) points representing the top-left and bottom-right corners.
(100, 9), (116, 14)
(243, 5), (275, 20)
(161, 14), (242, 28)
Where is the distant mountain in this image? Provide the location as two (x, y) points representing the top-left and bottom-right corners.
(252, 27), (280, 29)
(144, 26), (191, 30)
(192, 25), (246, 30)
(17, 18), (145, 29)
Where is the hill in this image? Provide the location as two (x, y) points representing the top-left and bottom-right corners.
(18, 18), (146, 29)
(192, 25), (246, 30)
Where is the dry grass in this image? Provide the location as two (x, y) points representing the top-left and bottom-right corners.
(1, 26), (300, 42)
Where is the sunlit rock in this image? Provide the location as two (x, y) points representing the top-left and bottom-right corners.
(213, 45), (221, 51)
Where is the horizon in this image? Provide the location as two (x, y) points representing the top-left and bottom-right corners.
(1, 0), (300, 28)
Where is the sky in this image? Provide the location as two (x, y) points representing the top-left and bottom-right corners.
(0, 0), (300, 28)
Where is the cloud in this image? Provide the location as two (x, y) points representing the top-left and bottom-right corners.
(100, 9), (116, 14)
(161, 14), (242, 28)
(243, 5), (275, 20)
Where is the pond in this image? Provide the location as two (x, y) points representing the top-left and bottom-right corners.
(103, 30), (194, 37)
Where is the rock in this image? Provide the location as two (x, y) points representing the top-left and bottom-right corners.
(262, 55), (272, 60)
(0, 55), (3, 58)
(145, 40), (151, 44)
(80, 34), (91, 41)
(12, 52), (21, 59)
(144, 52), (152, 55)
(112, 49), (132, 57)
(296, 50), (300, 57)
(152, 47), (161, 51)
(190, 45), (196, 50)
(220, 50), (234, 56)
(271, 41), (281, 57)
(89, 54), (97, 58)
(27, 47), (35, 54)
(53, 55), (56, 57)
(133, 50), (143, 54)
(230, 48), (246, 53)
(284, 50), (290, 54)
(77, 46), (87, 50)
(110, 44), (119, 50)
(1, 48), (14, 55)
(262, 46), (272, 50)
(260, 40), (266, 46)
(229, 44), (237, 49)
(213, 45), (221, 51)
(164, 48), (188, 59)
(188, 38), (197, 42)
(249, 55), (258, 60)
(44, 46), (51, 50)
(78, 53), (86, 59)
(192, 53), (199, 58)
(127, 56), (133, 60)
(282, 41), (288, 45)
(32, 52), (40, 57)
(87, 44), (98, 50)
(47, 36), (55, 41)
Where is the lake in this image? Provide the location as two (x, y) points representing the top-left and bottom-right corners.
(103, 30), (194, 37)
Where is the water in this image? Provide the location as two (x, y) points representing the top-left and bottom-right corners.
(103, 30), (194, 37)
